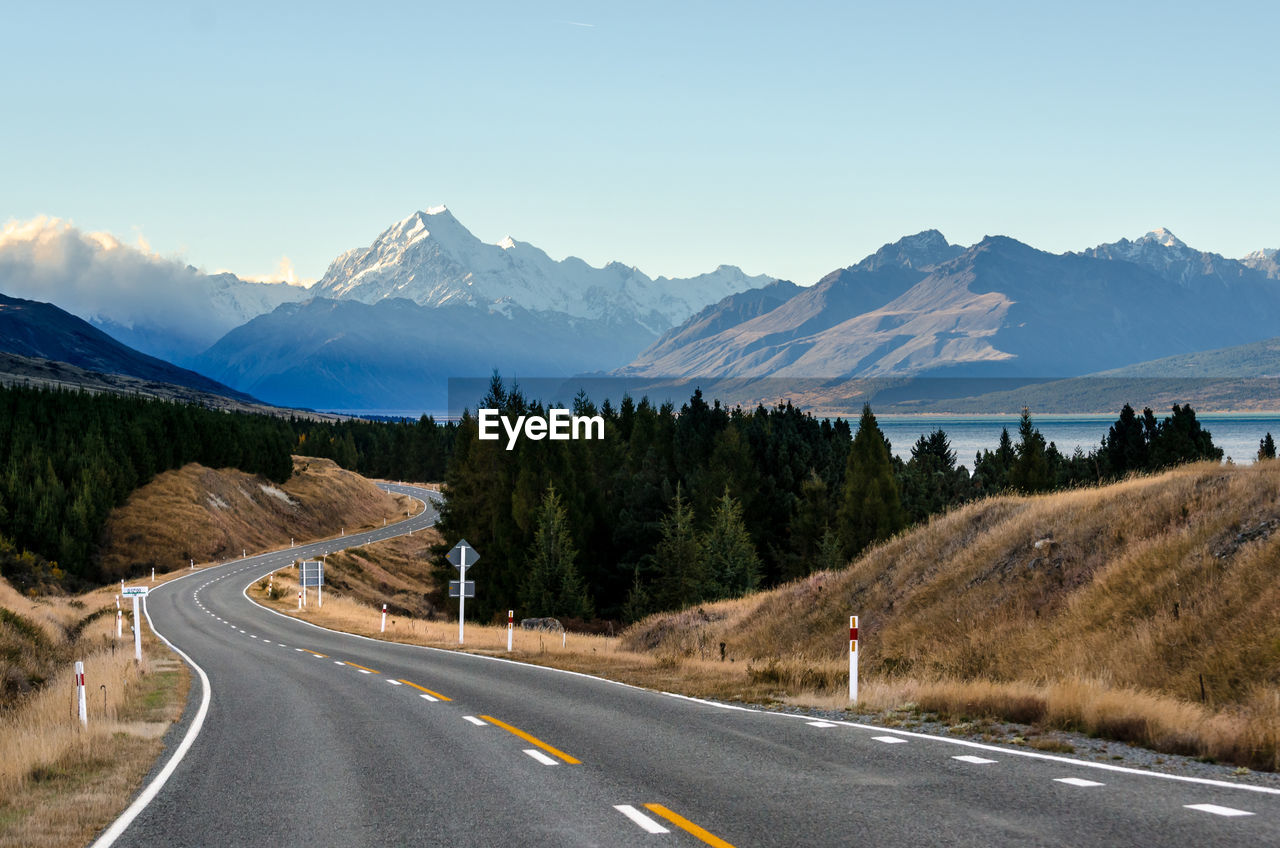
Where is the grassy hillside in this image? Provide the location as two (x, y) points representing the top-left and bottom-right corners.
(96, 456), (411, 577)
(624, 460), (1280, 768)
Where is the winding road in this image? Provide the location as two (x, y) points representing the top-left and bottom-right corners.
(91, 484), (1280, 847)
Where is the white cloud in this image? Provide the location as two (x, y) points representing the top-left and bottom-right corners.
(0, 217), (305, 361)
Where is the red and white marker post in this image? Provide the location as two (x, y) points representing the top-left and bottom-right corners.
(849, 615), (859, 702)
(75, 661), (87, 726)
(507, 610), (513, 652)
(381, 604), (387, 633)
(297, 590), (302, 610)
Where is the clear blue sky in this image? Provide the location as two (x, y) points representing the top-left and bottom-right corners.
(3, 1), (1276, 284)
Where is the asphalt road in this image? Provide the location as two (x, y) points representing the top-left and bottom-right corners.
(92, 483), (1280, 847)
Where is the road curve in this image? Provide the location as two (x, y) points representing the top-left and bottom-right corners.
(93, 483), (1279, 847)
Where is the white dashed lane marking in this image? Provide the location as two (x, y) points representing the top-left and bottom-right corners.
(523, 749), (558, 766)
(953, 755), (998, 765)
(1056, 778), (1105, 788)
(874, 736), (908, 744)
(615, 805), (669, 834)
(1185, 804), (1254, 817)
(463, 716), (486, 726)
(807, 721), (836, 728)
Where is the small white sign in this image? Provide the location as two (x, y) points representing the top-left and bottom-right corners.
(122, 586), (149, 597)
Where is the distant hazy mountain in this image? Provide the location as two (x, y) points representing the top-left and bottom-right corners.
(619, 229), (1280, 389)
(0, 292), (256, 401)
(193, 297), (658, 411)
(310, 207), (775, 335)
(622, 230), (960, 377)
(0, 218), (306, 365)
(1242, 247), (1280, 278)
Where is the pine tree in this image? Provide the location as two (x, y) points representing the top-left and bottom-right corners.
(521, 484), (593, 620)
(1259, 433), (1276, 461)
(1104, 403), (1149, 476)
(1009, 408), (1051, 493)
(702, 489), (760, 598)
(653, 483), (706, 610)
(837, 405), (905, 559)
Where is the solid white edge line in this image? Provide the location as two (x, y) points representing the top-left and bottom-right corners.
(87, 484), (438, 847)
(523, 748), (558, 766)
(762, 711), (1280, 797)
(615, 804), (670, 834)
(88, 578), (212, 848)
(233, 486), (1280, 800)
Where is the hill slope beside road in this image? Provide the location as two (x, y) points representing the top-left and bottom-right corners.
(627, 460), (1280, 770)
(96, 457), (411, 578)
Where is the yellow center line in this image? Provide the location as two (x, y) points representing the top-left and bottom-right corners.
(398, 679), (452, 701)
(477, 715), (581, 765)
(303, 649), (328, 658)
(643, 804), (737, 848)
(342, 661), (381, 674)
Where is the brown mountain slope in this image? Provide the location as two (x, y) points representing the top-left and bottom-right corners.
(625, 460), (1280, 768)
(96, 457), (410, 577)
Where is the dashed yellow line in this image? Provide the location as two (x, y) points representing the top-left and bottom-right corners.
(302, 649), (328, 658)
(398, 679), (452, 701)
(644, 804), (736, 848)
(478, 715), (581, 764)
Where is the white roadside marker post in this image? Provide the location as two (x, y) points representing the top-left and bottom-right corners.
(297, 590), (302, 610)
(507, 610), (513, 652)
(151, 567), (155, 582)
(849, 615), (859, 703)
(132, 595), (142, 662)
(190, 559), (194, 569)
(75, 661), (87, 726)
(116, 609), (122, 639)
(381, 604), (387, 633)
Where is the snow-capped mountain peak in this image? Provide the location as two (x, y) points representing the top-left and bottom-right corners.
(310, 207), (777, 334)
(1142, 227), (1187, 250)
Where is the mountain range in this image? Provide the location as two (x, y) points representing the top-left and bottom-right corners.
(2, 209), (1278, 414)
(618, 228), (1280, 393)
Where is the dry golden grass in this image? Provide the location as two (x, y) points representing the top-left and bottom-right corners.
(0, 596), (189, 848)
(313, 528), (443, 618)
(620, 460), (1280, 769)
(98, 456), (408, 577)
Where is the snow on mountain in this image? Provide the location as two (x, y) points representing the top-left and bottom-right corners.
(0, 217), (306, 364)
(1078, 228), (1280, 287)
(1243, 247), (1280, 278)
(310, 207), (775, 334)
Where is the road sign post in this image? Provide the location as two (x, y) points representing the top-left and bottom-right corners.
(123, 586), (148, 662)
(446, 540), (480, 645)
(849, 615), (859, 702)
(300, 561), (324, 609)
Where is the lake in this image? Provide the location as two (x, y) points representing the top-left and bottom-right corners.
(876, 414), (1280, 468)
